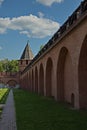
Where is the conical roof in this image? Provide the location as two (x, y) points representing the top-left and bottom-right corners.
(20, 42), (34, 60)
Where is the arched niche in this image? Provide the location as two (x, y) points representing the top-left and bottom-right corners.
(35, 66), (38, 93)
(39, 63), (44, 95)
(46, 58), (53, 97)
(78, 36), (87, 108)
(57, 47), (68, 101)
(7, 80), (17, 87)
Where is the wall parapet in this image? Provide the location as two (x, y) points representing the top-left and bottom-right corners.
(0, 72), (19, 77)
(21, 0), (87, 74)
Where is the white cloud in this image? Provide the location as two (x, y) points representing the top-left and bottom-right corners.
(0, 18), (10, 34)
(20, 31), (31, 37)
(0, 14), (60, 38)
(36, 0), (63, 6)
(0, 0), (4, 5)
(38, 12), (44, 18)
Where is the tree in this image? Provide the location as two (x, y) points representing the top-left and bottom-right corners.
(0, 59), (19, 72)
(0, 62), (3, 72)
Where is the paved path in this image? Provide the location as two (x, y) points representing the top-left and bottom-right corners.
(0, 89), (17, 130)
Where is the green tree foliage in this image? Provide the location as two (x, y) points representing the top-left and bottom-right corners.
(0, 59), (19, 72)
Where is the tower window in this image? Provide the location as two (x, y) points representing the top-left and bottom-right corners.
(21, 60), (22, 65)
(26, 60), (28, 65)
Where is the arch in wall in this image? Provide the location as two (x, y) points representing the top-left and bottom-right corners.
(29, 71), (31, 91)
(24, 75), (26, 88)
(20, 77), (22, 88)
(27, 72), (29, 90)
(39, 63), (44, 95)
(27, 72), (30, 90)
(23, 75), (24, 88)
(35, 66), (38, 93)
(24, 74), (26, 89)
(23, 74), (25, 88)
(46, 57), (53, 97)
(71, 93), (75, 108)
(57, 47), (68, 101)
(26, 72), (28, 90)
(32, 69), (34, 91)
(7, 80), (17, 87)
(78, 36), (87, 108)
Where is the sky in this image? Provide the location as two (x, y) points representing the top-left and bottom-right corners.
(0, 0), (82, 60)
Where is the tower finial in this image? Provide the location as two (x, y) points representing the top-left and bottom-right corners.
(27, 40), (29, 45)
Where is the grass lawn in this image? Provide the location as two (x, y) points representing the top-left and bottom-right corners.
(0, 88), (10, 116)
(14, 89), (87, 130)
(0, 88), (10, 104)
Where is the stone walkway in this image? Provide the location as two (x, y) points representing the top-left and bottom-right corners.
(0, 89), (17, 130)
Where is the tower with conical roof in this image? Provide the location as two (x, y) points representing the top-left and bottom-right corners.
(19, 41), (34, 72)
(20, 42), (34, 60)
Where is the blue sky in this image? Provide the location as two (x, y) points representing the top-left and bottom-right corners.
(0, 0), (82, 60)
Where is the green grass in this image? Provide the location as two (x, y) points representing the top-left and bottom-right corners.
(0, 88), (10, 116)
(0, 88), (10, 104)
(14, 89), (87, 130)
